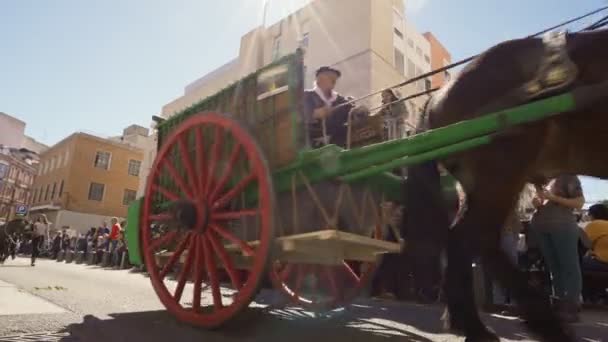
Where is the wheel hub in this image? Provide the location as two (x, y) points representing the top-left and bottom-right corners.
(173, 200), (209, 233)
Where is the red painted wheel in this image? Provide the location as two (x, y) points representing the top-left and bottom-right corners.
(141, 112), (275, 328)
(270, 224), (382, 310)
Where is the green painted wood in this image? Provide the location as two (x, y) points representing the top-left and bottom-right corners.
(341, 135), (491, 182)
(271, 92), (576, 193)
(125, 198), (143, 266)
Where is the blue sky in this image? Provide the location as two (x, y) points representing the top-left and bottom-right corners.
(1, 0), (607, 202)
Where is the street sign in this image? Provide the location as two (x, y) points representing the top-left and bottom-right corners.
(15, 204), (28, 216)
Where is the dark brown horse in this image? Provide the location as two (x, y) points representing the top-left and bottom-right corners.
(412, 29), (608, 341)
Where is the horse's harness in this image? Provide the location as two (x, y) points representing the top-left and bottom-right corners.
(523, 31), (579, 99)
(418, 31), (579, 135)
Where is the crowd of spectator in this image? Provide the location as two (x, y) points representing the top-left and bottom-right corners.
(369, 174), (608, 321)
(9, 217), (130, 269)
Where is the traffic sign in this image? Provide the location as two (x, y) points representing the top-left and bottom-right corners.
(15, 204), (28, 216)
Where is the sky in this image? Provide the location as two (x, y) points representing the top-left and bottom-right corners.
(1, 0), (607, 203)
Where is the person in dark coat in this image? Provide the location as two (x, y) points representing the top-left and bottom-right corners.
(303, 66), (367, 148)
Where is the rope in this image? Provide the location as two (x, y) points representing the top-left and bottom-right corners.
(330, 5), (608, 110)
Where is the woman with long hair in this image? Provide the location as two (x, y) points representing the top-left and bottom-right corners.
(379, 89), (408, 140)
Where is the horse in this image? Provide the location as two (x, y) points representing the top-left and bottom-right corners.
(406, 28), (608, 342)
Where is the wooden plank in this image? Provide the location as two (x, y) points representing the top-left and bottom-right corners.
(154, 230), (402, 268)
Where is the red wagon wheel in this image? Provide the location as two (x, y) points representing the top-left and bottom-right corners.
(141, 112), (275, 328)
(270, 224), (383, 310)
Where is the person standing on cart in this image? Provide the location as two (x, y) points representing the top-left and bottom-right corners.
(303, 66), (366, 148)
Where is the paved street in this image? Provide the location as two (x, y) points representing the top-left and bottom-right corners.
(0, 257), (607, 342)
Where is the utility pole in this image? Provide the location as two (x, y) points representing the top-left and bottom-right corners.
(256, 0), (270, 69)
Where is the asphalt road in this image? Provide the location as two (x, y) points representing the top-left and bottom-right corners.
(1, 257), (607, 342)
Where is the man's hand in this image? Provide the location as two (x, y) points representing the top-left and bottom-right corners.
(313, 106), (331, 119)
(532, 197), (543, 208)
(541, 190), (555, 201)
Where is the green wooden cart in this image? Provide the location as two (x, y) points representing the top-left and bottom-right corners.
(125, 49), (586, 329)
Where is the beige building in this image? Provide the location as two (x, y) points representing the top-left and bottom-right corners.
(0, 112), (48, 153)
(29, 129), (144, 233)
(162, 0), (432, 127)
(138, 0), (445, 197)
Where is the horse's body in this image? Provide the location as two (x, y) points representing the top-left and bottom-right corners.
(415, 29), (608, 341)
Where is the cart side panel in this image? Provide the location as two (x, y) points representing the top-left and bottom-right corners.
(156, 51), (305, 171)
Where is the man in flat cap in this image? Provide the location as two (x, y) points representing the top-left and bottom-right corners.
(303, 66), (366, 147)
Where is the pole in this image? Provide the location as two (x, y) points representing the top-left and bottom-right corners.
(3, 185), (16, 223)
(257, 0), (270, 69)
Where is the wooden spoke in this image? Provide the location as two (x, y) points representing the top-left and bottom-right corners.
(158, 234), (191, 280)
(213, 173), (256, 209)
(293, 265), (307, 299)
(174, 237), (197, 302)
(208, 231), (242, 290)
(211, 210), (257, 221)
(149, 230), (178, 251)
(178, 133), (199, 194)
(204, 127), (224, 195)
(195, 126), (207, 194)
(342, 262), (360, 283)
(209, 143), (242, 201)
(210, 224), (255, 257)
(192, 236), (205, 312)
(203, 236), (223, 309)
(149, 213), (173, 222)
(162, 159), (193, 199)
(279, 264), (294, 281)
(152, 184), (180, 202)
(324, 267), (339, 297)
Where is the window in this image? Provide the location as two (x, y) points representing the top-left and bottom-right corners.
(407, 59), (415, 78)
(123, 189), (136, 206)
(394, 48), (405, 75)
(44, 184), (50, 201)
(57, 154), (63, 169)
(88, 182), (105, 201)
(59, 180), (64, 197)
(407, 38), (414, 48)
(416, 47), (422, 57)
(50, 157), (55, 172)
(37, 187), (42, 203)
(51, 182), (57, 199)
(64, 150), (70, 167)
(393, 28), (403, 39)
(272, 36), (281, 61)
(0, 163), (8, 178)
(128, 160), (142, 177)
(424, 54), (430, 64)
(94, 151), (111, 170)
(32, 189), (38, 204)
(425, 79), (432, 91)
(415, 67), (423, 90)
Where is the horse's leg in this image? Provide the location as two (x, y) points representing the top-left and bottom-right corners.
(444, 213), (497, 341)
(462, 170), (573, 342)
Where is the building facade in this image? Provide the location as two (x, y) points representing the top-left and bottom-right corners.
(0, 112), (48, 154)
(0, 147), (38, 223)
(29, 131), (144, 233)
(161, 0), (434, 129)
(423, 32), (452, 89)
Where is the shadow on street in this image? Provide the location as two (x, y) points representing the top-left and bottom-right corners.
(59, 299), (608, 342)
